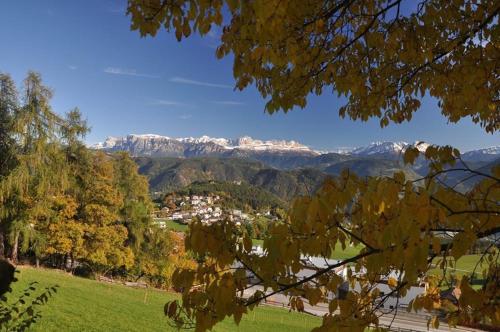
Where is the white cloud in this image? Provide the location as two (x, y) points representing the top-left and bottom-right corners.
(104, 67), (159, 78)
(170, 76), (232, 89)
(211, 100), (245, 106)
(68, 65), (78, 70)
(150, 99), (188, 107)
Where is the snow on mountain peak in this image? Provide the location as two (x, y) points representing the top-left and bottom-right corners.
(178, 135), (230, 146)
(228, 136), (312, 152)
(92, 135), (497, 162)
(352, 141), (409, 155)
(462, 146), (500, 161)
(93, 134), (316, 153)
(413, 141), (431, 153)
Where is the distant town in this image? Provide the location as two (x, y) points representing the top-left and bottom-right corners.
(153, 191), (279, 230)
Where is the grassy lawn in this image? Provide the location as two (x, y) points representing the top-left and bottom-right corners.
(8, 267), (320, 332)
(330, 243), (364, 260)
(252, 239), (363, 260)
(155, 218), (189, 232)
(429, 254), (490, 277)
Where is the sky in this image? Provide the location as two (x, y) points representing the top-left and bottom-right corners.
(0, 1), (497, 152)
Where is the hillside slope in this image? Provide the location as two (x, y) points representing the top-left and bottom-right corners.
(10, 267), (320, 332)
(135, 157), (328, 201)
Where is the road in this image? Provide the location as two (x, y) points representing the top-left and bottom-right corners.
(242, 287), (484, 332)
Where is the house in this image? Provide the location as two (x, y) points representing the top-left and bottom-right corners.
(154, 220), (167, 229)
(172, 212), (183, 220)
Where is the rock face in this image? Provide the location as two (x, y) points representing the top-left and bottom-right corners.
(93, 134), (499, 166)
(94, 134), (318, 158)
(94, 134), (318, 157)
(95, 134), (498, 196)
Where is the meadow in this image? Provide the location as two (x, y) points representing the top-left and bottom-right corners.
(8, 267), (321, 332)
(158, 218), (189, 232)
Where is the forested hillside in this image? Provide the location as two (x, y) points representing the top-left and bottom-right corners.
(173, 181), (287, 210)
(135, 157), (329, 201)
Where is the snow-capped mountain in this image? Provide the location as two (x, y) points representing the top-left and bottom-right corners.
(93, 134), (318, 158)
(92, 134), (499, 164)
(461, 146), (500, 162)
(351, 141), (431, 158)
(228, 136), (312, 152)
(351, 141), (409, 156)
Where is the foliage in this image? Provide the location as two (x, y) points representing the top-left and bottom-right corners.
(0, 282), (58, 332)
(0, 260), (57, 332)
(126, 1), (500, 331)
(165, 146), (500, 331)
(128, 0), (499, 132)
(174, 180), (286, 211)
(0, 72), (172, 289)
(0, 73), (18, 181)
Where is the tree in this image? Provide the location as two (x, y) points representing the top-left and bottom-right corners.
(0, 71), (67, 263)
(75, 151), (134, 276)
(127, 1), (500, 331)
(0, 74), (18, 180)
(0, 73), (19, 259)
(112, 152), (153, 251)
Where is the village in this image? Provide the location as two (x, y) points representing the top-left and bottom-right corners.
(153, 193), (276, 229)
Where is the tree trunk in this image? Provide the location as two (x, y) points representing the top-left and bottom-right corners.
(35, 257), (40, 268)
(70, 253), (75, 271)
(0, 231), (5, 259)
(11, 231), (19, 263)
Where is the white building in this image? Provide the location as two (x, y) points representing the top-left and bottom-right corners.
(172, 212), (183, 220)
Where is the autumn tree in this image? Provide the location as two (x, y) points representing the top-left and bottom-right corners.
(0, 73), (19, 259)
(113, 152), (153, 251)
(127, 1), (500, 331)
(0, 72), (69, 263)
(73, 151), (134, 275)
(0, 73), (142, 277)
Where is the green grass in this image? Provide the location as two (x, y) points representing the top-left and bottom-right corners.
(8, 267), (321, 332)
(426, 254), (497, 290)
(252, 239), (363, 260)
(156, 218), (189, 232)
(429, 254), (489, 277)
(330, 243), (364, 260)
(252, 238), (264, 247)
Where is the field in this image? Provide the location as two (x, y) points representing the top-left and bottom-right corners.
(253, 239), (363, 260)
(429, 254), (489, 277)
(7, 267), (321, 332)
(156, 218), (189, 232)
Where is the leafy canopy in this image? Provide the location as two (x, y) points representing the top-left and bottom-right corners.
(127, 1), (499, 331)
(128, 0), (499, 132)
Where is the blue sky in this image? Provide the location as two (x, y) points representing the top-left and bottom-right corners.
(1, 1), (497, 152)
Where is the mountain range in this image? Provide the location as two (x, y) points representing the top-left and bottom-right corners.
(94, 134), (499, 199)
(94, 134), (498, 162)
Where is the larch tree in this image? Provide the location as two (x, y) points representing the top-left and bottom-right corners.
(113, 151), (153, 252)
(127, 1), (499, 331)
(0, 73), (19, 259)
(0, 72), (67, 264)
